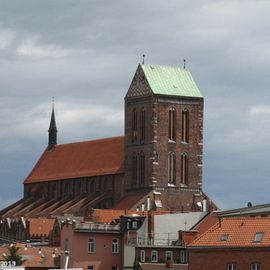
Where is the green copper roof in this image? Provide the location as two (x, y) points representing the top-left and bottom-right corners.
(141, 64), (203, 98)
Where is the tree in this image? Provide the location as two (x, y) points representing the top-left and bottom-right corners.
(4, 245), (26, 266)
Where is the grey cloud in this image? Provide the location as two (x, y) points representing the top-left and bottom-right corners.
(1, 0), (270, 209)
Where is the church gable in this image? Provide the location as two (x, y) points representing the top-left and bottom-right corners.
(125, 64), (152, 98)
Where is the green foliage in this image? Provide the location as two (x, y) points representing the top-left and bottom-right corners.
(5, 245), (26, 266)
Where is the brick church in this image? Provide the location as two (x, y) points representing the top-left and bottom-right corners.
(0, 63), (214, 220)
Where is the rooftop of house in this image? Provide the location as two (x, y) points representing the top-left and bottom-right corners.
(189, 216), (270, 248)
(24, 136), (124, 184)
(0, 243), (60, 268)
(217, 202), (270, 217)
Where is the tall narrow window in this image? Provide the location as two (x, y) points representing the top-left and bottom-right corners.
(251, 263), (261, 270)
(180, 153), (189, 185)
(140, 108), (145, 143)
(140, 250), (145, 262)
(151, 250), (158, 262)
(227, 263), (237, 270)
(132, 108), (138, 142)
(182, 109), (189, 143)
(88, 238), (95, 253)
(112, 239), (119, 253)
(139, 152), (145, 185)
(168, 108), (176, 141)
(168, 152), (176, 185)
(132, 153), (138, 185)
(165, 251), (173, 261)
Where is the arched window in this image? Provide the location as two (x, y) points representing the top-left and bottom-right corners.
(132, 153), (138, 185)
(168, 107), (176, 141)
(139, 152), (145, 185)
(132, 108), (138, 142)
(182, 109), (189, 143)
(140, 107), (145, 143)
(168, 152), (176, 184)
(180, 153), (189, 185)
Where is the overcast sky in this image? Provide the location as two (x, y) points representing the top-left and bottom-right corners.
(0, 0), (270, 210)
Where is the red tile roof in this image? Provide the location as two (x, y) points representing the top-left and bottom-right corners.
(113, 190), (151, 210)
(192, 212), (219, 236)
(24, 136), (124, 184)
(88, 209), (148, 223)
(189, 217), (270, 247)
(28, 218), (55, 236)
(0, 244), (60, 268)
(89, 209), (126, 223)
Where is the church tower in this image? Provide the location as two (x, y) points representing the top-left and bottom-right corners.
(124, 64), (204, 211)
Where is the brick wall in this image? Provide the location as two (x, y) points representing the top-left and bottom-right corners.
(189, 248), (270, 270)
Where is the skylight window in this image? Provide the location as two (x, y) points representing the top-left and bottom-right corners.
(254, 232), (264, 242)
(221, 234), (229, 241)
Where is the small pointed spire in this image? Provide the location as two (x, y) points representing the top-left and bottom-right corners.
(183, 59), (186, 69)
(48, 98), (57, 150)
(142, 54), (145, 65)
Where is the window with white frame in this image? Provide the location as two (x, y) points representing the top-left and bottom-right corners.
(180, 250), (186, 263)
(112, 239), (119, 253)
(227, 263), (237, 270)
(132, 221), (138, 229)
(87, 266), (94, 270)
(88, 238), (95, 253)
(254, 232), (264, 242)
(165, 251), (173, 261)
(251, 263), (261, 270)
(140, 250), (145, 262)
(151, 250), (158, 262)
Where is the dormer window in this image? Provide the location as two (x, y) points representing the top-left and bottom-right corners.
(132, 221), (138, 229)
(221, 234), (229, 241)
(254, 232), (264, 242)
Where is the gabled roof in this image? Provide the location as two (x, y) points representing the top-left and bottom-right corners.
(126, 64), (203, 99)
(24, 136), (124, 184)
(189, 217), (270, 248)
(141, 64), (203, 98)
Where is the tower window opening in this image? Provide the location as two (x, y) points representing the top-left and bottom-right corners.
(132, 153), (138, 185)
(168, 152), (176, 185)
(132, 108), (138, 142)
(140, 108), (145, 143)
(182, 109), (189, 143)
(180, 153), (189, 185)
(168, 108), (176, 141)
(139, 152), (145, 185)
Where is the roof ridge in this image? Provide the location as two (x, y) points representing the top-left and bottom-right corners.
(56, 135), (124, 147)
(141, 63), (190, 71)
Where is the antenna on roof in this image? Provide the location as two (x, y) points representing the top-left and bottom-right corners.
(142, 54), (145, 65)
(183, 59), (186, 69)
